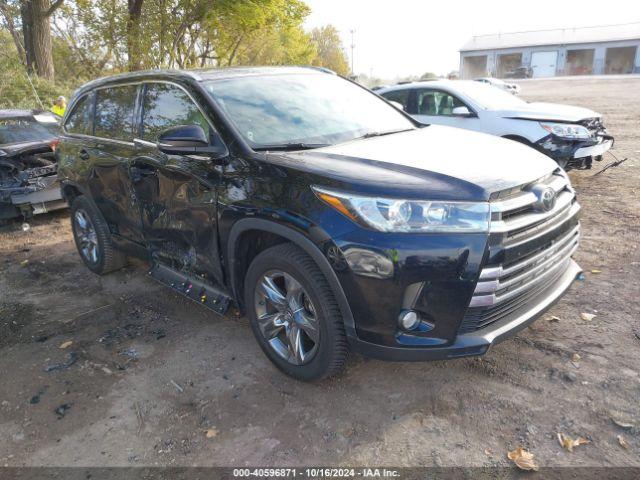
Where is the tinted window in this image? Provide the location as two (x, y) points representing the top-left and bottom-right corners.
(415, 89), (466, 116)
(65, 94), (93, 135)
(381, 89), (410, 110)
(94, 86), (138, 141)
(142, 83), (210, 142)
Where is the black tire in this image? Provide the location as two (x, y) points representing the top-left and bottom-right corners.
(244, 243), (348, 381)
(70, 196), (126, 275)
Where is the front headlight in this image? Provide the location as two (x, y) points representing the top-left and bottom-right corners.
(540, 122), (591, 140)
(313, 187), (490, 233)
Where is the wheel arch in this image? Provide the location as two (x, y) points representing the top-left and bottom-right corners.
(226, 218), (356, 338)
(501, 134), (534, 145)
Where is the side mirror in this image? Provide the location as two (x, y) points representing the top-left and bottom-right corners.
(452, 106), (474, 117)
(157, 124), (228, 158)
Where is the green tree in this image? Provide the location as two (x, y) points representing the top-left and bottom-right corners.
(420, 71), (438, 80)
(310, 25), (348, 75)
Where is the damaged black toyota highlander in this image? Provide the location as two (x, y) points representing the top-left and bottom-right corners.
(57, 67), (582, 380)
(0, 110), (65, 222)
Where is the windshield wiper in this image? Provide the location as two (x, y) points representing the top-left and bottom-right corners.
(354, 128), (414, 141)
(254, 142), (329, 151)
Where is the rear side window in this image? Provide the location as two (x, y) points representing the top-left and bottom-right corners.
(414, 89), (466, 116)
(94, 86), (138, 141)
(141, 83), (210, 142)
(65, 94), (93, 135)
(381, 89), (410, 110)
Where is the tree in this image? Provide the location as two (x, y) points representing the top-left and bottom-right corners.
(20, 0), (65, 80)
(310, 25), (348, 76)
(126, 0), (143, 70)
(0, 1), (26, 65)
(420, 71), (438, 80)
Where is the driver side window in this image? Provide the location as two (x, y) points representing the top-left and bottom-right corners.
(141, 83), (211, 142)
(415, 90), (466, 116)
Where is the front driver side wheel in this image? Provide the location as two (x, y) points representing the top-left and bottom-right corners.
(244, 243), (349, 381)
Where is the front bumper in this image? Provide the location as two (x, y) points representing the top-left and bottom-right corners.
(536, 135), (613, 170)
(349, 258), (581, 361)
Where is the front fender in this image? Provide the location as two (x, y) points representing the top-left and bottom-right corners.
(226, 217), (357, 338)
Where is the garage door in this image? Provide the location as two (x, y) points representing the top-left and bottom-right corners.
(531, 51), (558, 77)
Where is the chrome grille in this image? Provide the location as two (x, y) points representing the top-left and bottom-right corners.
(464, 170), (580, 329)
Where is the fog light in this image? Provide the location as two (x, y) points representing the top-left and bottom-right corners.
(398, 310), (420, 331)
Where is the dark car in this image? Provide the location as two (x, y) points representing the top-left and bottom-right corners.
(57, 67), (582, 380)
(0, 110), (65, 222)
(505, 66), (533, 79)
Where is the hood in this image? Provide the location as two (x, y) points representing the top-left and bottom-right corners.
(0, 140), (53, 157)
(268, 126), (557, 202)
(497, 102), (600, 123)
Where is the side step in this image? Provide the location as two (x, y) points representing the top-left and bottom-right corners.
(148, 263), (231, 315)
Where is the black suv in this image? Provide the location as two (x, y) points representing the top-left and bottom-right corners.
(58, 67), (582, 380)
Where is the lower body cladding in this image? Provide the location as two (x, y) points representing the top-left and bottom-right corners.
(535, 135), (613, 171)
(327, 205), (582, 361)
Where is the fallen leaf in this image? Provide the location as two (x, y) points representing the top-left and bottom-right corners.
(59, 340), (73, 349)
(580, 312), (596, 321)
(612, 419), (634, 429)
(548, 316), (561, 323)
(557, 432), (590, 452)
(20, 260), (29, 267)
(205, 428), (218, 438)
(590, 269), (602, 274)
(507, 447), (538, 471)
(617, 435), (629, 449)
(484, 448), (493, 456)
(571, 353), (581, 362)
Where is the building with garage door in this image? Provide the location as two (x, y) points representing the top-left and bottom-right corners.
(460, 22), (640, 79)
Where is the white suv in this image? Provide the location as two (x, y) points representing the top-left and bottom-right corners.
(378, 80), (613, 170)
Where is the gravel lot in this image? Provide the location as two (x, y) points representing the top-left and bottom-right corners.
(0, 76), (639, 469)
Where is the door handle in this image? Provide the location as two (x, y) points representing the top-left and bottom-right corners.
(79, 149), (90, 160)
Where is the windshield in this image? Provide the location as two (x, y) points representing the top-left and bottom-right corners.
(455, 81), (527, 110)
(204, 73), (414, 149)
(0, 118), (58, 145)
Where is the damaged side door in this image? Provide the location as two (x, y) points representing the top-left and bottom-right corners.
(86, 85), (145, 244)
(130, 82), (225, 287)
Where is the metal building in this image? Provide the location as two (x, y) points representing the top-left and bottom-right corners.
(460, 22), (640, 79)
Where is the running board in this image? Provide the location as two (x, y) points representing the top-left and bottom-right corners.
(148, 263), (231, 315)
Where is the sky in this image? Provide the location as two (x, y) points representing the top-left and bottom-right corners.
(304, 0), (639, 80)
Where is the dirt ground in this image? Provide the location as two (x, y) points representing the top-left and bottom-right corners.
(0, 77), (639, 469)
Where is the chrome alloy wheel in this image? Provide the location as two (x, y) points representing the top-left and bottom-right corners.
(74, 209), (99, 264)
(254, 270), (320, 365)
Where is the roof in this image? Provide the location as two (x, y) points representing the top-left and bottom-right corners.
(0, 109), (36, 119)
(73, 66), (330, 96)
(461, 22), (640, 52)
(378, 80), (456, 92)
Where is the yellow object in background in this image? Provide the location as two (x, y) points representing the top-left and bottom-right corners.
(51, 95), (67, 117)
(51, 104), (66, 117)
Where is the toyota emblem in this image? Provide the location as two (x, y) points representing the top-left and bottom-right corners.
(531, 184), (557, 212)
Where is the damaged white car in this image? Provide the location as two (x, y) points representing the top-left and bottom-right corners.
(378, 80), (613, 170)
(0, 110), (65, 222)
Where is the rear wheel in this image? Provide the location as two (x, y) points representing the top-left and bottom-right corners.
(70, 196), (126, 275)
(244, 243), (348, 381)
